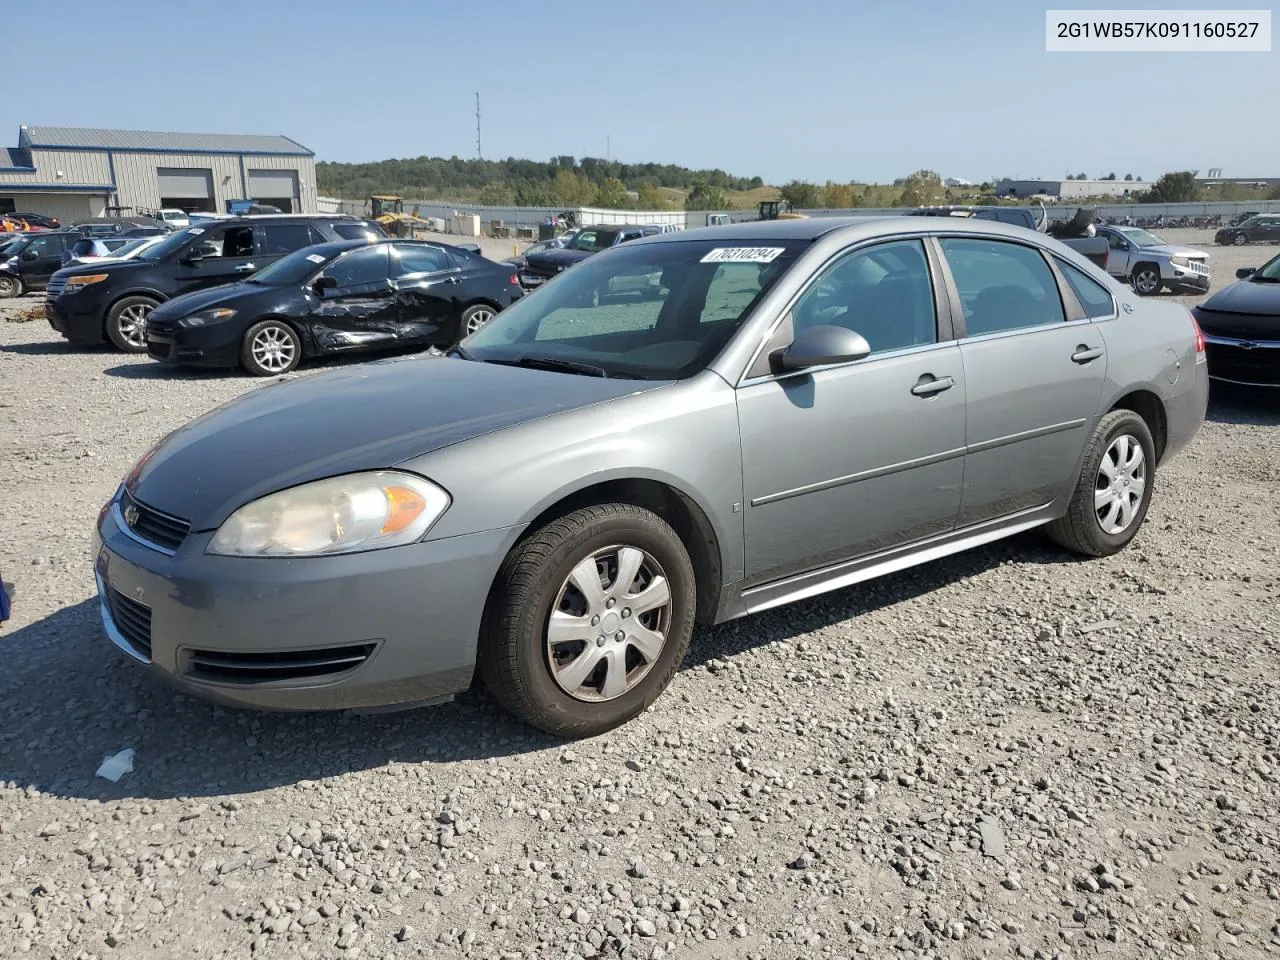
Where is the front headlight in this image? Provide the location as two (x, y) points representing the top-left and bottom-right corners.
(207, 471), (450, 557)
(1171, 256), (1189, 267)
(64, 273), (109, 288)
(180, 307), (237, 327)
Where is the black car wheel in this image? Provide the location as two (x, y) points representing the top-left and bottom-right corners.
(1233, 233), (1248, 246)
(106, 296), (158, 352)
(241, 319), (302, 377)
(0, 276), (22, 299)
(1047, 409), (1156, 558)
(479, 503), (696, 738)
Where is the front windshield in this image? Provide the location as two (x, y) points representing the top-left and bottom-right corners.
(247, 246), (338, 285)
(3, 235), (33, 255)
(1118, 228), (1165, 247)
(138, 226), (200, 262)
(461, 239), (807, 380)
(567, 229), (620, 253)
(1253, 254), (1280, 281)
(112, 237), (153, 259)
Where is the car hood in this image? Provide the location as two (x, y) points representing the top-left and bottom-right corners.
(524, 248), (591, 269)
(148, 281), (272, 320)
(128, 355), (660, 530)
(1197, 279), (1280, 317)
(1141, 243), (1209, 259)
(56, 258), (149, 279)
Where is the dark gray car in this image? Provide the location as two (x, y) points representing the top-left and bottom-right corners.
(93, 217), (1208, 737)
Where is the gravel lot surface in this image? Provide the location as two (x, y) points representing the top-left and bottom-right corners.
(1, 230), (1278, 960)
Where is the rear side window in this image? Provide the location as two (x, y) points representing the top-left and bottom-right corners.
(260, 223), (324, 255)
(1057, 260), (1116, 318)
(390, 243), (451, 276)
(939, 238), (1065, 336)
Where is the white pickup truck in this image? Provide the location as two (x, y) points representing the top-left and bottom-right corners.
(1091, 224), (1211, 296)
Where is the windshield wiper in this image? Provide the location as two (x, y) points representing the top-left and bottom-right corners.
(515, 355), (610, 377)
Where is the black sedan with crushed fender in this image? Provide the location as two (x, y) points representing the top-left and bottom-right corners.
(145, 239), (524, 376)
(1191, 254), (1280, 388)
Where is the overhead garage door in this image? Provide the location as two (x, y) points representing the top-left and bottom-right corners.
(156, 167), (213, 211)
(247, 169), (299, 213)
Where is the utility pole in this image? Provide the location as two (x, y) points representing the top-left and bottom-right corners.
(475, 92), (482, 160)
(606, 135), (610, 162)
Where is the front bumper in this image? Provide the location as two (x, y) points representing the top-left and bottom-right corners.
(145, 317), (244, 368)
(46, 291), (107, 343)
(1167, 267), (1210, 292)
(1203, 335), (1280, 388)
(93, 489), (524, 711)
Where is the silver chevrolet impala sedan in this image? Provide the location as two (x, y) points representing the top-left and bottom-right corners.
(94, 217), (1208, 737)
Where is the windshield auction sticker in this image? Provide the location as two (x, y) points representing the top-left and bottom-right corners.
(701, 247), (786, 263)
(1046, 9), (1271, 51)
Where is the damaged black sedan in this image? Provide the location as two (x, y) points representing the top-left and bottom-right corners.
(144, 240), (523, 376)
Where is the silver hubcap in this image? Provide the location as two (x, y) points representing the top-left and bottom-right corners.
(546, 545), (672, 702)
(0, 278), (16, 296)
(1134, 271), (1159, 294)
(1095, 434), (1147, 535)
(1234, 234), (1246, 245)
(250, 326), (296, 372)
(117, 304), (152, 347)
(465, 309), (494, 335)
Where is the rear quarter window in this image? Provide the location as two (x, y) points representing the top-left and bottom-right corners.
(1056, 259), (1116, 318)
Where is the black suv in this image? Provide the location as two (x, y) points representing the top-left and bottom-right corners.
(46, 215), (387, 351)
(519, 225), (661, 289)
(0, 231), (84, 298)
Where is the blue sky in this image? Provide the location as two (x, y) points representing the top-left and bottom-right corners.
(7, 0), (1277, 184)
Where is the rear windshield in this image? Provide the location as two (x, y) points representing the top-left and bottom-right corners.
(462, 239), (808, 380)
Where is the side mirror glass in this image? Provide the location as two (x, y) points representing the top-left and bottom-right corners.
(775, 324), (871, 372)
(1236, 267), (1256, 279)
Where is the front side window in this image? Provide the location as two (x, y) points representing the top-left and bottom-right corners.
(1057, 259), (1116, 318)
(324, 244), (389, 288)
(25, 235), (61, 257)
(791, 239), (938, 354)
(939, 237), (1066, 336)
(463, 240), (807, 380)
(192, 225), (255, 259)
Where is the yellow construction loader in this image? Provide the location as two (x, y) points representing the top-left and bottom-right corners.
(369, 195), (434, 238)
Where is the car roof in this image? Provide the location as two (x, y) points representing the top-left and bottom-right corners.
(635, 215), (1054, 246)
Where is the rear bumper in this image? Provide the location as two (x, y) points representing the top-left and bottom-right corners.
(94, 489), (526, 711)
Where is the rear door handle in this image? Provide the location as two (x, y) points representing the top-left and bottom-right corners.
(1071, 345), (1104, 364)
(911, 375), (955, 397)
(235, 263), (256, 272)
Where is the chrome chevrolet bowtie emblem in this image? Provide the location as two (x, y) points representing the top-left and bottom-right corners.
(123, 503), (140, 527)
(1238, 341), (1257, 350)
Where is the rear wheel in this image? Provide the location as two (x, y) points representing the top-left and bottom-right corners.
(106, 296), (158, 352)
(1047, 409), (1155, 557)
(241, 319), (301, 376)
(460, 303), (496, 338)
(479, 504), (696, 738)
(1131, 263), (1162, 296)
(0, 276), (22, 299)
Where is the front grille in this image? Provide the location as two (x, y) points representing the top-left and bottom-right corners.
(121, 490), (191, 552)
(107, 587), (153, 660)
(45, 276), (66, 302)
(1205, 343), (1280, 386)
(183, 643), (377, 684)
(1184, 259), (1210, 276)
(144, 317), (176, 336)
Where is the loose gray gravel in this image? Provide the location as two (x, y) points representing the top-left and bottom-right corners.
(1, 231), (1279, 959)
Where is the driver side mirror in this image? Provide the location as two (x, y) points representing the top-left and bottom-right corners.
(180, 250), (204, 265)
(313, 275), (337, 295)
(1236, 267), (1256, 279)
(21, 249), (39, 261)
(774, 324), (871, 372)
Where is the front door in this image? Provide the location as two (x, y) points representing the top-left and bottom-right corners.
(175, 224), (260, 293)
(306, 244), (398, 352)
(936, 236), (1108, 527)
(737, 238), (966, 585)
(1102, 230), (1131, 278)
(388, 242), (460, 344)
(19, 233), (68, 288)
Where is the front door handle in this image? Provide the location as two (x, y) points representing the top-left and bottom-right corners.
(1071, 345), (1104, 364)
(235, 263), (256, 272)
(911, 375), (955, 397)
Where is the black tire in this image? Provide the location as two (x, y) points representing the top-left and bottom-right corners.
(1130, 263), (1162, 296)
(0, 275), (22, 299)
(459, 303), (496, 339)
(240, 319), (302, 377)
(479, 503), (696, 738)
(105, 296), (158, 352)
(1232, 233), (1247, 246)
(1047, 409), (1156, 558)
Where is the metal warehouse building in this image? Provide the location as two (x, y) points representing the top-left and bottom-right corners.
(0, 125), (317, 223)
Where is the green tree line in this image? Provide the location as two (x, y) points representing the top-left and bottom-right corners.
(316, 155), (764, 209)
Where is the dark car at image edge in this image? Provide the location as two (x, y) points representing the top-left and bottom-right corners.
(144, 238), (524, 376)
(1192, 253), (1280, 388)
(45, 215), (386, 352)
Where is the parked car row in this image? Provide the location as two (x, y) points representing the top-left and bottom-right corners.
(41, 213), (524, 375)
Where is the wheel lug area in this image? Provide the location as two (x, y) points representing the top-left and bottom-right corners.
(615, 631), (625, 642)
(606, 598), (616, 609)
(622, 608), (631, 618)
(590, 615), (600, 626)
(596, 635), (606, 647)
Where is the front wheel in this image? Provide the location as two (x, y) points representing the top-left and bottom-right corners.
(241, 319), (301, 376)
(106, 296), (158, 352)
(479, 504), (696, 738)
(1131, 264), (1162, 296)
(1046, 409), (1156, 557)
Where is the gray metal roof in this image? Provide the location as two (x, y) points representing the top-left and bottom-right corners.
(20, 126), (313, 156)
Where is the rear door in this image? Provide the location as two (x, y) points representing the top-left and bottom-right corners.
(174, 224), (260, 293)
(305, 244), (397, 352)
(388, 242), (459, 344)
(937, 235), (1107, 527)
